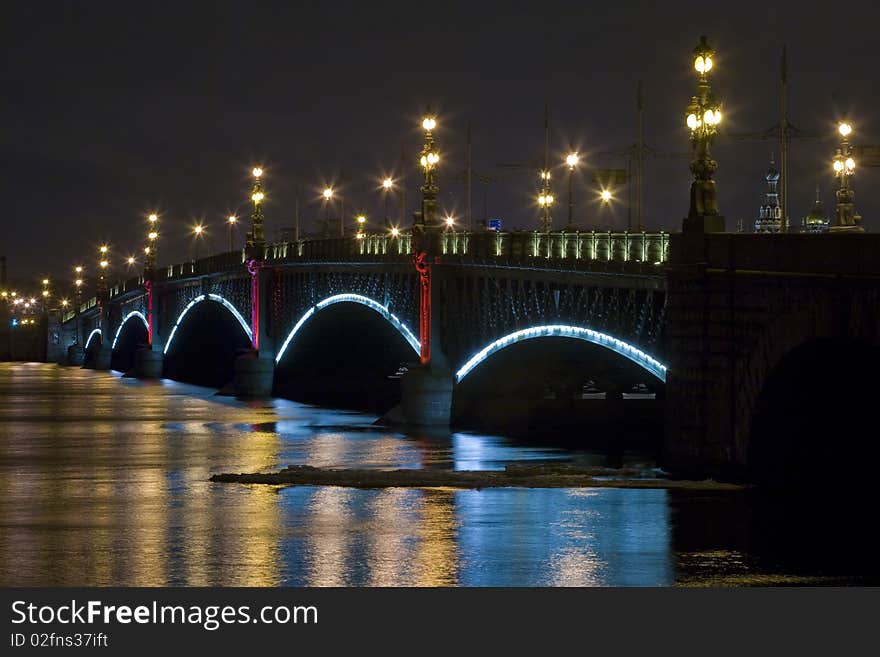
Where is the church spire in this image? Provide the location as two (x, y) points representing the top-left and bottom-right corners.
(755, 155), (782, 233)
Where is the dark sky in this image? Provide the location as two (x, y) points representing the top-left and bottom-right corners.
(2, 0), (878, 285)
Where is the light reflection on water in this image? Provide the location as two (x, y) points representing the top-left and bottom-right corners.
(0, 364), (872, 586)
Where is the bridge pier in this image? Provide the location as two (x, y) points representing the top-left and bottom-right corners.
(91, 345), (112, 370)
(399, 365), (453, 426)
(66, 344), (84, 366)
(133, 347), (164, 378)
(232, 350), (274, 397)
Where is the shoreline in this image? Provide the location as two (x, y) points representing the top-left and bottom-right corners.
(210, 464), (745, 491)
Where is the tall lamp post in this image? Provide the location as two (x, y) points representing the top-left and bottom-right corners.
(193, 224), (204, 262)
(830, 122), (863, 232)
(683, 35), (724, 232)
(248, 167), (265, 257)
(227, 215), (237, 252)
(415, 111), (440, 365)
(382, 177), (394, 228)
(537, 169), (554, 233)
(565, 152), (579, 230)
(98, 246), (109, 293)
(146, 213), (158, 275)
(322, 187), (333, 236)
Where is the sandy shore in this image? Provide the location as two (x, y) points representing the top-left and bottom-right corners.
(210, 464), (745, 491)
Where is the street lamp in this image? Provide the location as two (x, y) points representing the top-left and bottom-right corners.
(382, 177), (394, 227)
(322, 187), (334, 236)
(684, 35), (724, 232)
(600, 189), (612, 203)
(445, 215), (455, 230)
(248, 166), (265, 254)
(226, 215), (237, 252)
(144, 213), (159, 274)
(356, 213), (366, 239)
(565, 152), (579, 230)
(419, 112), (440, 224)
(98, 246), (109, 292)
(830, 121), (863, 232)
(537, 169), (554, 233)
(193, 224), (205, 260)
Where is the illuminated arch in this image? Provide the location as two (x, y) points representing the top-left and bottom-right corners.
(84, 328), (102, 350)
(455, 324), (668, 383)
(163, 294), (252, 355)
(111, 311), (149, 350)
(275, 293), (420, 363)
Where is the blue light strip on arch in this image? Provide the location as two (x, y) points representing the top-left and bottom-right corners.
(455, 324), (668, 383)
(275, 293), (420, 364)
(84, 328), (102, 350)
(111, 311), (149, 350)
(163, 293), (253, 355)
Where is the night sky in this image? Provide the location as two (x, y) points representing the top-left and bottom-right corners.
(2, 0), (878, 285)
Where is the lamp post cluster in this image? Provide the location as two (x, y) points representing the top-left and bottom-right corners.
(830, 122), (863, 232)
(684, 35), (724, 232)
(537, 169), (554, 233)
(247, 167), (265, 253)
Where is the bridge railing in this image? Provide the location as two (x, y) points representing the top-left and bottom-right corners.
(91, 230), (669, 307)
(263, 230), (669, 265)
(463, 231), (670, 264)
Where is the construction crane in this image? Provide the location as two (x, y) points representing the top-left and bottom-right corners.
(598, 81), (690, 232)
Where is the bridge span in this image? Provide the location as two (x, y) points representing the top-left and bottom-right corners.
(45, 228), (880, 485)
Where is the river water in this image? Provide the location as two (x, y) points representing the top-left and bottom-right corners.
(0, 363), (873, 586)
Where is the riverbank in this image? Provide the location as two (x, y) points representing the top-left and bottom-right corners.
(210, 464), (744, 490)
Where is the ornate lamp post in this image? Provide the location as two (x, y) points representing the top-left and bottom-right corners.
(565, 152), (579, 230)
(830, 122), (863, 232)
(537, 170), (554, 233)
(98, 246), (109, 293)
(683, 36), (724, 232)
(145, 213), (158, 275)
(248, 167), (265, 255)
(414, 110), (440, 365)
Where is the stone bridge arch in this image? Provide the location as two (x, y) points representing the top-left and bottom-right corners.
(162, 293), (252, 355)
(275, 293), (420, 364)
(454, 324), (668, 383)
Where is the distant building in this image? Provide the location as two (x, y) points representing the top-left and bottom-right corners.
(801, 186), (830, 233)
(754, 157), (782, 233)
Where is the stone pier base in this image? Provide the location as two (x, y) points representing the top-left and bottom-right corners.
(399, 366), (454, 426)
(66, 345), (84, 366)
(92, 347), (112, 371)
(133, 348), (164, 378)
(232, 351), (274, 397)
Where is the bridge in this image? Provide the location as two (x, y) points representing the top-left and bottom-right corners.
(20, 64), (880, 487)
(40, 222), (880, 487)
(54, 228), (670, 409)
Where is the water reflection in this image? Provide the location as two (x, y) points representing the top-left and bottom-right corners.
(0, 364), (875, 586)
